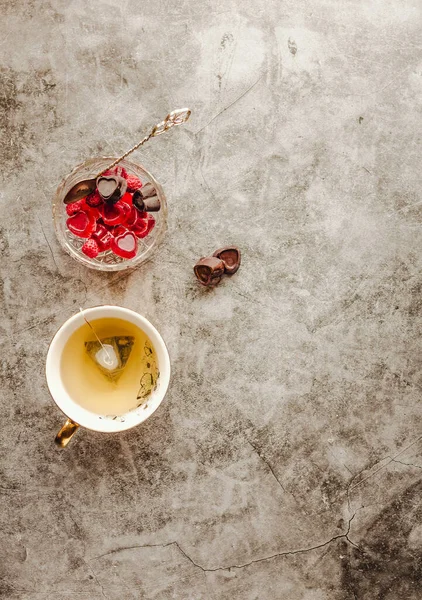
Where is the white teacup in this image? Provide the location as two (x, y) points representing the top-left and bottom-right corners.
(46, 305), (170, 447)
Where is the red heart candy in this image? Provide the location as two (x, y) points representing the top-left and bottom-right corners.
(111, 230), (138, 259)
(98, 231), (114, 251)
(92, 224), (114, 252)
(119, 200), (131, 220)
(113, 225), (128, 237)
(121, 192), (133, 206)
(125, 205), (138, 227)
(66, 211), (96, 238)
(94, 222), (107, 237)
(82, 202), (101, 220)
(131, 213), (155, 239)
(102, 201), (127, 226)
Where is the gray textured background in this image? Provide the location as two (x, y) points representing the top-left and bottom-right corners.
(1, 0), (422, 598)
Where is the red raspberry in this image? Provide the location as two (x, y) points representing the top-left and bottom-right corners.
(113, 165), (128, 179)
(126, 175), (143, 193)
(85, 190), (103, 208)
(101, 166), (128, 179)
(66, 200), (85, 216)
(81, 238), (100, 258)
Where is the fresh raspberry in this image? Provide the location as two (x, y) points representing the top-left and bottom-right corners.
(81, 238), (100, 258)
(113, 165), (128, 179)
(66, 199), (85, 216)
(85, 190), (103, 208)
(126, 175), (143, 193)
(101, 166), (128, 179)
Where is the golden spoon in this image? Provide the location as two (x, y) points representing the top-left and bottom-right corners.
(63, 108), (191, 204)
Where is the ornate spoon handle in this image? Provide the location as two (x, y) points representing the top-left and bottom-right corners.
(97, 108), (191, 177)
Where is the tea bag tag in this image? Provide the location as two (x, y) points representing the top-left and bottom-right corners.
(85, 336), (135, 382)
(95, 344), (119, 371)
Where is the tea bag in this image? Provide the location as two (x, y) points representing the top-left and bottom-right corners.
(85, 336), (134, 382)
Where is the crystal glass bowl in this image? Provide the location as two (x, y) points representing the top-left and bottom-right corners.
(52, 157), (167, 271)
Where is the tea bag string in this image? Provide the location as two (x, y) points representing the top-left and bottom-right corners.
(79, 308), (113, 365)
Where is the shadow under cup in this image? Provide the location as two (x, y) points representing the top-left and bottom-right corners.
(46, 306), (171, 438)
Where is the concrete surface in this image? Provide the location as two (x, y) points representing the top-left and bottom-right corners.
(1, 0), (421, 598)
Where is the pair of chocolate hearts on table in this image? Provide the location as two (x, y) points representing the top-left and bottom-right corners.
(194, 247), (241, 287)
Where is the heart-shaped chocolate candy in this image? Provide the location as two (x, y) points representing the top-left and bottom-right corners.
(143, 196), (160, 212)
(193, 257), (225, 286)
(140, 182), (157, 198)
(96, 175), (127, 203)
(132, 191), (145, 212)
(133, 189), (161, 212)
(213, 247), (241, 275)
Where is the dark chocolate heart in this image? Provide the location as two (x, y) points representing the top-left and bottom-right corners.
(96, 175), (127, 203)
(212, 247), (241, 275)
(132, 184), (160, 212)
(97, 176), (119, 199)
(143, 196), (160, 212)
(193, 257), (225, 286)
(132, 190), (145, 212)
(141, 182), (157, 198)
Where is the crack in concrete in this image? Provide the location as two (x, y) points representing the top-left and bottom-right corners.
(247, 439), (286, 493)
(391, 458), (422, 469)
(348, 434), (422, 493)
(90, 514), (358, 573)
(37, 215), (60, 272)
(84, 560), (110, 600)
(195, 72), (265, 135)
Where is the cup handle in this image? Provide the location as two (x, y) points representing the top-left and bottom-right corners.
(55, 419), (79, 448)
